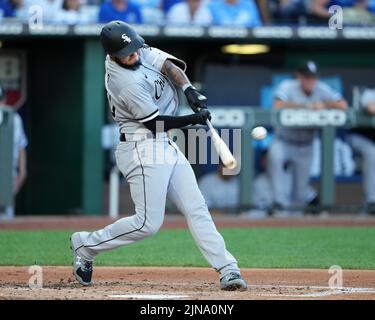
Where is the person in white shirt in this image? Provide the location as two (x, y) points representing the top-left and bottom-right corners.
(15, 0), (63, 23)
(131, 0), (164, 24)
(55, 0), (92, 24)
(167, 0), (213, 26)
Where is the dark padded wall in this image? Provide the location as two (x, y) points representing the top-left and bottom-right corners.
(14, 39), (84, 214)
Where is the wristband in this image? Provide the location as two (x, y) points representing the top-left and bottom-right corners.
(182, 84), (193, 92)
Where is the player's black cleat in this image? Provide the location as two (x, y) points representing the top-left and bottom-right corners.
(70, 234), (93, 286)
(74, 257), (93, 286)
(220, 272), (248, 291)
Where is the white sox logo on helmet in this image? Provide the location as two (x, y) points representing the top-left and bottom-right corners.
(122, 34), (132, 44)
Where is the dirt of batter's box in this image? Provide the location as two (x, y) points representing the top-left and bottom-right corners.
(0, 267), (374, 300)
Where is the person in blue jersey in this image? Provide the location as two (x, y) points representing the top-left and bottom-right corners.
(209, 0), (262, 27)
(368, 0), (375, 11)
(98, 0), (143, 24)
(0, 0), (15, 19)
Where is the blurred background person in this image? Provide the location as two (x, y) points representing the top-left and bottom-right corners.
(208, 0), (262, 27)
(348, 88), (375, 214)
(198, 163), (239, 213)
(162, 0), (183, 13)
(98, 0), (142, 24)
(268, 0), (307, 24)
(0, 85), (28, 220)
(310, 0), (374, 25)
(15, 0), (63, 23)
(267, 61), (348, 216)
(166, 0), (212, 25)
(55, 0), (93, 24)
(0, 0), (15, 20)
(131, 0), (164, 24)
(247, 149), (275, 218)
(248, 148), (317, 218)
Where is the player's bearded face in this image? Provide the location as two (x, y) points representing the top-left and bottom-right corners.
(298, 75), (317, 95)
(115, 50), (142, 70)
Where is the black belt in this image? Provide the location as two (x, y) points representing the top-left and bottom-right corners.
(120, 132), (156, 142)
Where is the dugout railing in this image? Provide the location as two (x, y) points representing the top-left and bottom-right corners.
(217, 107), (374, 212)
(108, 107), (375, 218)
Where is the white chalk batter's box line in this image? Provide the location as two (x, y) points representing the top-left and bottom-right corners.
(108, 285), (375, 299)
(247, 285), (375, 298)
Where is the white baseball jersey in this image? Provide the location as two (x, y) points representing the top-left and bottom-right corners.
(104, 46), (186, 136)
(273, 79), (342, 144)
(73, 45), (241, 279)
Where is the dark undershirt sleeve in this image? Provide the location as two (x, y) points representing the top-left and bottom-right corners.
(142, 114), (200, 134)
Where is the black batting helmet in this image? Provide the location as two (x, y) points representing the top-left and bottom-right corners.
(100, 21), (145, 58)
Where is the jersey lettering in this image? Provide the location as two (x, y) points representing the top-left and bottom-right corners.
(111, 105), (116, 118)
(154, 76), (166, 100)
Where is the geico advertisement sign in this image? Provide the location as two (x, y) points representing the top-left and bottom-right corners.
(210, 109), (246, 127)
(280, 109), (347, 126)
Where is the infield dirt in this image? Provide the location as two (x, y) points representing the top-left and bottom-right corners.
(0, 267), (374, 300)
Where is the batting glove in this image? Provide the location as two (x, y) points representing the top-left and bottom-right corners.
(190, 109), (211, 125)
(184, 85), (208, 113)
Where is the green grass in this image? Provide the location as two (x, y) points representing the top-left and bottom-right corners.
(0, 227), (374, 269)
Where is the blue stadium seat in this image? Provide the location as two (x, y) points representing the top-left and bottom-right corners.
(320, 76), (343, 94)
(271, 73), (292, 87)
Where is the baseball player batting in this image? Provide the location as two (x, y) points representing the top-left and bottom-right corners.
(70, 21), (248, 291)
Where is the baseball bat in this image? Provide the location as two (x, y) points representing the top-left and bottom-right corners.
(206, 119), (237, 169)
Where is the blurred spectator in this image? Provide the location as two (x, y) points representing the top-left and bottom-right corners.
(347, 88), (375, 214)
(0, 85), (28, 220)
(268, 0), (307, 24)
(8, 0), (23, 17)
(131, 0), (164, 24)
(267, 61), (347, 216)
(208, 0), (262, 27)
(0, 0), (15, 19)
(255, 0), (272, 24)
(98, 0), (142, 24)
(310, 136), (355, 177)
(247, 150), (275, 218)
(55, 0), (93, 24)
(167, 0), (212, 25)
(163, 0), (182, 12)
(310, 0), (374, 25)
(247, 149), (317, 218)
(15, 0), (63, 23)
(198, 164), (239, 212)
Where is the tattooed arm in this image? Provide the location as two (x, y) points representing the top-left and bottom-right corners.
(161, 59), (208, 112)
(161, 59), (191, 88)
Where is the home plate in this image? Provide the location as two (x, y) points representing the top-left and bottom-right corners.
(108, 294), (190, 300)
